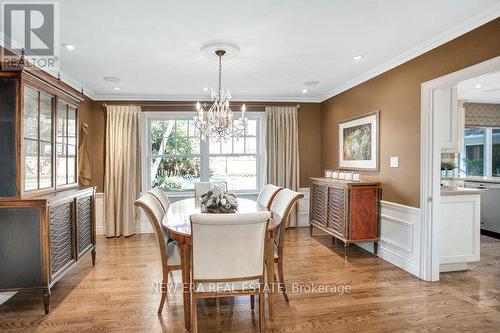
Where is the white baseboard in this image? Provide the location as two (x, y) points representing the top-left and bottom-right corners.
(356, 201), (421, 277)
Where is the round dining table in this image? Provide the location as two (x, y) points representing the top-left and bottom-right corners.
(162, 198), (278, 331)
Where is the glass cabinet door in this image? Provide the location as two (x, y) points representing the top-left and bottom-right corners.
(68, 106), (77, 184)
(56, 101), (78, 187)
(56, 100), (68, 186)
(23, 85), (54, 192)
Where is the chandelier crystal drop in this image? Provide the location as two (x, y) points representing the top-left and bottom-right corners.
(194, 49), (247, 142)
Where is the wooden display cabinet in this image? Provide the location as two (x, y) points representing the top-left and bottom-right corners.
(0, 61), (96, 313)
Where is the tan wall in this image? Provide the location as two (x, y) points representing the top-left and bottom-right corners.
(80, 101), (322, 192)
(321, 18), (500, 208)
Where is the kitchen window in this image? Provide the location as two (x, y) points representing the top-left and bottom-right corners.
(142, 112), (265, 194)
(461, 127), (500, 177)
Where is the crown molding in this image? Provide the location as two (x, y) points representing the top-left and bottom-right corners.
(92, 93), (322, 103)
(320, 2), (500, 102)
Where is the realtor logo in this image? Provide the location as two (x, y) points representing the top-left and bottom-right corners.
(1, 1), (59, 69)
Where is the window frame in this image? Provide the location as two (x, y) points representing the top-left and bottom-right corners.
(460, 126), (500, 178)
(141, 111), (266, 196)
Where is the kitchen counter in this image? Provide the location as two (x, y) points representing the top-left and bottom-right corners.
(442, 176), (500, 184)
(440, 186), (484, 196)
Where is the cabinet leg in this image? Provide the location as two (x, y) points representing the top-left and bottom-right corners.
(344, 243), (350, 261)
(92, 248), (96, 266)
(309, 224), (313, 236)
(374, 241), (379, 257)
(43, 288), (51, 314)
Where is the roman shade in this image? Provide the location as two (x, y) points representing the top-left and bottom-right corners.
(464, 103), (500, 127)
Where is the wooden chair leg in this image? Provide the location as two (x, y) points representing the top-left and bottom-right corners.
(191, 295), (198, 333)
(158, 268), (169, 314)
(250, 295), (255, 310)
(259, 293), (265, 333)
(277, 257), (289, 303)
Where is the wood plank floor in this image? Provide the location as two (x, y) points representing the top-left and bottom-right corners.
(1, 228), (500, 332)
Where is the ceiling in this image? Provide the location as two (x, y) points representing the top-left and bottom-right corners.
(56, 0), (500, 101)
(458, 71), (500, 104)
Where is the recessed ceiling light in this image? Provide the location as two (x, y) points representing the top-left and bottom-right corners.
(113, 87), (120, 90)
(304, 80), (320, 86)
(103, 76), (121, 83)
(352, 55), (364, 61)
(302, 89), (308, 94)
(203, 87), (209, 91)
(475, 84), (482, 89)
(62, 43), (75, 50)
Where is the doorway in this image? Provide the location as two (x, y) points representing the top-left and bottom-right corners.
(420, 56), (500, 281)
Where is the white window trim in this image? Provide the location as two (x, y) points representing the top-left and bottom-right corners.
(141, 111), (266, 197)
(460, 127), (499, 178)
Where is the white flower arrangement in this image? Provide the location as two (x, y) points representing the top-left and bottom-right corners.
(200, 189), (238, 214)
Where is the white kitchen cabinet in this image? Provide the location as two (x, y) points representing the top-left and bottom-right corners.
(434, 85), (464, 153)
(439, 193), (481, 272)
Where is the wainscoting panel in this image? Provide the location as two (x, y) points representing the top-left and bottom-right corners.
(357, 201), (421, 276)
(297, 187), (310, 227)
(95, 193), (105, 236)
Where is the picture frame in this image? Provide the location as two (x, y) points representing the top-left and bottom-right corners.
(338, 111), (379, 171)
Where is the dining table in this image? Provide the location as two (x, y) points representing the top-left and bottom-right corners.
(162, 197), (278, 331)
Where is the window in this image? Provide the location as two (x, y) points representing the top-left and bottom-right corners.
(144, 112), (265, 194)
(461, 127), (500, 178)
(493, 129), (500, 177)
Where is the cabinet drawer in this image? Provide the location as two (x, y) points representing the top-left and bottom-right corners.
(49, 202), (74, 277)
(77, 195), (93, 256)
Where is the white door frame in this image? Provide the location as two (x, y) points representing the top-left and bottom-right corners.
(420, 56), (500, 281)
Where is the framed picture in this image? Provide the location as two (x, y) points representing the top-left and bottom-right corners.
(339, 111), (379, 171)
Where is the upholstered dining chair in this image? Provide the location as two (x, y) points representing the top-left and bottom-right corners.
(148, 188), (174, 243)
(194, 181), (228, 200)
(269, 188), (304, 303)
(134, 192), (181, 314)
(257, 184), (283, 209)
(190, 211), (271, 333)
(149, 187), (171, 213)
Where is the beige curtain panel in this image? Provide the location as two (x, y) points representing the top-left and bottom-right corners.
(265, 106), (300, 227)
(465, 103), (500, 127)
(78, 122), (92, 186)
(104, 105), (141, 237)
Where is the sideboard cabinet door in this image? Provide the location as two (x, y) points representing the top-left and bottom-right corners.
(77, 195), (94, 257)
(49, 202), (75, 279)
(311, 184), (328, 227)
(327, 187), (346, 238)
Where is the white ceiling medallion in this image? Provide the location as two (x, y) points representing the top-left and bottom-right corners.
(200, 42), (240, 60)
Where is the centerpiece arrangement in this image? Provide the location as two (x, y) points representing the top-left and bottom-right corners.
(200, 189), (238, 214)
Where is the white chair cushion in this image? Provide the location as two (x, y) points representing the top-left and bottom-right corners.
(166, 241), (181, 266)
(195, 279), (260, 293)
(257, 184), (282, 208)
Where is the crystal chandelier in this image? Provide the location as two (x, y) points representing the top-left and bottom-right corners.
(194, 49), (247, 142)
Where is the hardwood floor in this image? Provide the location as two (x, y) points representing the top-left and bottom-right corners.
(1, 229), (500, 332)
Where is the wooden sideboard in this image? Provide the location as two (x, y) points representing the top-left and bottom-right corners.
(309, 177), (381, 257)
(0, 187), (96, 313)
(0, 60), (95, 313)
